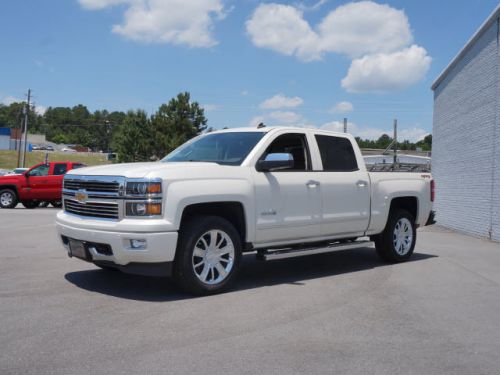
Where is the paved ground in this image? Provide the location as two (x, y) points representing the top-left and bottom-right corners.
(1, 208), (500, 375)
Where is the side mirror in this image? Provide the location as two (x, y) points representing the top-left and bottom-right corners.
(256, 153), (294, 172)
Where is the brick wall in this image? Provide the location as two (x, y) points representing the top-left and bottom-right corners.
(432, 20), (499, 240)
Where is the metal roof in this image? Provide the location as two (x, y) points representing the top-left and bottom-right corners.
(431, 4), (500, 91)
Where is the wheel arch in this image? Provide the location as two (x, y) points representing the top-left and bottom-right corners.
(0, 185), (19, 198)
(389, 196), (418, 222)
(179, 202), (249, 249)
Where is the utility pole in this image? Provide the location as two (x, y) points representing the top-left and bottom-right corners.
(343, 117), (347, 133)
(16, 115), (23, 167)
(393, 118), (398, 166)
(19, 89), (31, 168)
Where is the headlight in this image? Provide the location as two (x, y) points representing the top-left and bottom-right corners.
(125, 201), (162, 217)
(126, 180), (162, 196)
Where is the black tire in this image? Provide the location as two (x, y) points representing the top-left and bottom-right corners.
(173, 215), (242, 295)
(0, 188), (18, 209)
(374, 209), (416, 263)
(39, 201), (50, 208)
(50, 200), (62, 208)
(22, 200), (40, 209)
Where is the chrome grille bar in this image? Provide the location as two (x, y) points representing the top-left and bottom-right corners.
(64, 199), (119, 219)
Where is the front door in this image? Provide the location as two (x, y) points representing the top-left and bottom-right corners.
(24, 164), (52, 200)
(253, 132), (322, 244)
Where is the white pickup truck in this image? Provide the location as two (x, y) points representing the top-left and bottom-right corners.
(56, 127), (435, 294)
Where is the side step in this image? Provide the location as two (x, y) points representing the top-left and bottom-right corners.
(257, 240), (373, 261)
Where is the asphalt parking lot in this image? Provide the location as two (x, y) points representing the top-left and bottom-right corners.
(1, 208), (500, 375)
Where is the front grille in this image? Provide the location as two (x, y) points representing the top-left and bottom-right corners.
(64, 199), (119, 219)
(64, 179), (120, 193)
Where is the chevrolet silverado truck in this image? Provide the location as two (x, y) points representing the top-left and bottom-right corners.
(0, 161), (84, 209)
(56, 127), (435, 295)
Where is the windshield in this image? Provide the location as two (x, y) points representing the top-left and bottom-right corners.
(162, 132), (266, 165)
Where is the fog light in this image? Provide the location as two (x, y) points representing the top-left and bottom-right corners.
(130, 239), (147, 250)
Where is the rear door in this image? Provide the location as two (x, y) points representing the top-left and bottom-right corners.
(48, 163), (69, 198)
(312, 134), (371, 237)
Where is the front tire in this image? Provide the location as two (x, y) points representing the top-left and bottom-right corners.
(0, 189), (18, 208)
(173, 216), (242, 295)
(374, 209), (416, 263)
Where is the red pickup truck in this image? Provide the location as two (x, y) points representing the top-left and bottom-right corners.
(0, 161), (84, 209)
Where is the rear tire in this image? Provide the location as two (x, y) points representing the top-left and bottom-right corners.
(22, 200), (40, 209)
(50, 200), (62, 208)
(0, 189), (18, 209)
(173, 216), (242, 295)
(374, 209), (416, 263)
(39, 201), (50, 208)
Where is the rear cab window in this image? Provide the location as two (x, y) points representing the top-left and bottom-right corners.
(53, 163), (68, 175)
(315, 135), (358, 172)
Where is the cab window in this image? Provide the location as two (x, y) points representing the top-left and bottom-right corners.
(260, 133), (310, 171)
(53, 164), (68, 175)
(28, 164), (50, 177)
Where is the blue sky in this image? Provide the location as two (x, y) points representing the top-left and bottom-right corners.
(1, 0), (499, 141)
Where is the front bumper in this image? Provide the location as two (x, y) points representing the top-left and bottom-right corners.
(56, 214), (178, 277)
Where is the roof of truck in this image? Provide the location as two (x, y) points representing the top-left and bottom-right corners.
(212, 126), (350, 138)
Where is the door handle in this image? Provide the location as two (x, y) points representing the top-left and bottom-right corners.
(356, 180), (368, 187)
(306, 180), (320, 188)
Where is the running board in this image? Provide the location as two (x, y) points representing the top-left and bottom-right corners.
(257, 240), (373, 261)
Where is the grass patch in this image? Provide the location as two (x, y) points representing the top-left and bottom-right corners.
(0, 150), (111, 170)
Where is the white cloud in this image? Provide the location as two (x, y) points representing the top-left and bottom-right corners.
(201, 103), (218, 111)
(317, 1), (412, 58)
(341, 45), (432, 93)
(247, 1), (412, 61)
(246, 1), (431, 92)
(248, 115), (265, 127)
(246, 3), (321, 61)
(330, 101), (353, 113)
(398, 127), (429, 142)
(321, 120), (428, 142)
(79, 0), (225, 48)
(1, 95), (46, 115)
(34, 105), (47, 115)
(269, 110), (303, 124)
(296, 0), (329, 12)
(248, 111), (307, 127)
(1, 96), (20, 105)
(260, 93), (304, 109)
(79, 0), (125, 10)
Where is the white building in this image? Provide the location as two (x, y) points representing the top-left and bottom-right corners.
(432, 6), (500, 241)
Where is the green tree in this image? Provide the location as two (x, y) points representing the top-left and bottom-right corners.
(112, 110), (152, 162)
(150, 92), (207, 158)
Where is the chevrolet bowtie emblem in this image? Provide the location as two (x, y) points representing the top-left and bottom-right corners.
(75, 190), (88, 203)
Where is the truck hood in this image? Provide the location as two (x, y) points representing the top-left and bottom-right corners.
(67, 161), (221, 178)
(0, 174), (22, 183)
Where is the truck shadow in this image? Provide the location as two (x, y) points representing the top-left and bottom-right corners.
(64, 248), (436, 302)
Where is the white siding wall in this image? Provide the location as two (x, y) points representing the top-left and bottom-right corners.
(433, 19), (499, 241)
(0, 135), (10, 150)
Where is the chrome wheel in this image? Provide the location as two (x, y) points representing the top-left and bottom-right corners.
(192, 230), (235, 285)
(393, 217), (413, 255)
(0, 191), (13, 207)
